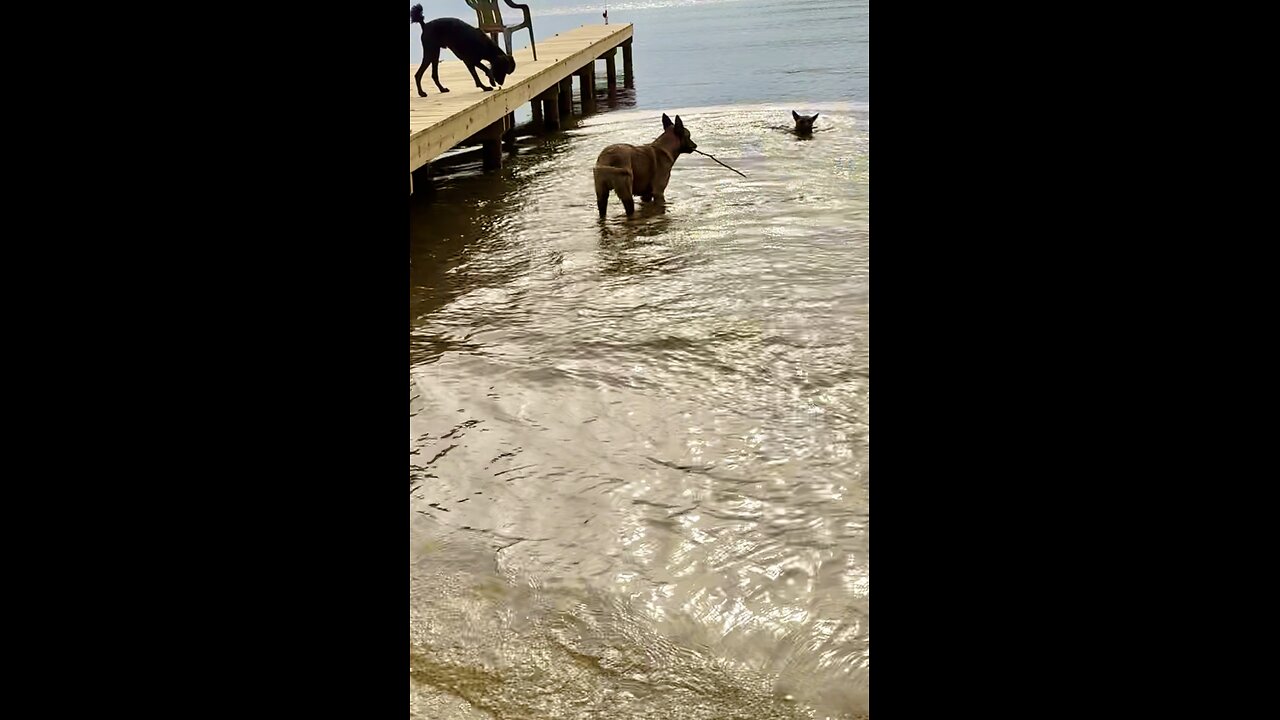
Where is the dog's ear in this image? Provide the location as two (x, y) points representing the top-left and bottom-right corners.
(792, 110), (801, 122)
(662, 113), (673, 130)
(674, 116), (684, 131)
(810, 113), (819, 122)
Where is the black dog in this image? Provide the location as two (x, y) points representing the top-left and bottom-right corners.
(410, 5), (517, 98)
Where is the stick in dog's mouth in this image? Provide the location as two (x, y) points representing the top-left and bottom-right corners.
(694, 150), (747, 178)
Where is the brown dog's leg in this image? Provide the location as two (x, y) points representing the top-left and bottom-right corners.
(593, 171), (610, 217)
(652, 175), (669, 204)
(617, 177), (635, 216)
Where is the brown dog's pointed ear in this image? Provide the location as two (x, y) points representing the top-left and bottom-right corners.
(662, 113), (673, 130)
(792, 110), (801, 121)
(674, 115), (684, 130)
(810, 113), (819, 122)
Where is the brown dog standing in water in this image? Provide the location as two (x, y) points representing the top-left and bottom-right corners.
(594, 114), (697, 217)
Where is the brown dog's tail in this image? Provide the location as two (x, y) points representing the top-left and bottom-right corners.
(410, 4), (424, 23)
(594, 165), (634, 216)
(593, 164), (632, 193)
(593, 165), (632, 177)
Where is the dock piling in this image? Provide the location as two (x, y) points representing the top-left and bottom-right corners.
(558, 78), (573, 118)
(541, 87), (561, 131)
(604, 49), (617, 99)
(622, 39), (634, 88)
(479, 118), (506, 170)
(503, 112), (517, 151)
(578, 63), (597, 114)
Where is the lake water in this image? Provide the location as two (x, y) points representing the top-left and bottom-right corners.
(411, 1), (869, 718)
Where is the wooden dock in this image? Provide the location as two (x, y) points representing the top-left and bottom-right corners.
(410, 22), (634, 194)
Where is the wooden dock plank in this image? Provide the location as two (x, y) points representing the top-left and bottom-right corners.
(409, 23), (633, 172)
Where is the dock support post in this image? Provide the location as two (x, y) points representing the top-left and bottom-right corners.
(588, 62), (598, 112)
(559, 78), (573, 118)
(541, 88), (560, 131)
(531, 99), (543, 131)
(605, 49), (617, 98)
(479, 118), (505, 171)
(578, 63), (597, 114)
(503, 112), (517, 152)
(410, 164), (433, 197)
(622, 39), (634, 88)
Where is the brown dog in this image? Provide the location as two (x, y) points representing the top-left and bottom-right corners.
(593, 114), (697, 217)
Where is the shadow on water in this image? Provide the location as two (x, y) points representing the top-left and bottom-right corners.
(410, 90), (649, 366)
(409, 182), (521, 365)
(409, 127), (582, 365)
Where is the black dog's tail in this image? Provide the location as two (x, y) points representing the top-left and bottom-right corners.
(409, 4), (424, 24)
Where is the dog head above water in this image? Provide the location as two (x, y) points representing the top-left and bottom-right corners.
(491, 55), (517, 87)
(792, 111), (819, 134)
(662, 113), (697, 154)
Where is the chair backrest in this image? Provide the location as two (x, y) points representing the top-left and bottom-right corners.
(466, 0), (505, 29)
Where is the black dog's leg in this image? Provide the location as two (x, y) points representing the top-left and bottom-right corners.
(431, 51), (450, 93)
(415, 59), (430, 97)
(467, 63), (493, 92)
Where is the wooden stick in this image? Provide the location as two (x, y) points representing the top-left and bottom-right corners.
(694, 149), (747, 178)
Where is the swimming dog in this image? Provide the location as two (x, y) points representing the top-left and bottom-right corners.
(792, 111), (819, 135)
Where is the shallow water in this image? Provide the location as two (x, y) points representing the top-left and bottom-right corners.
(410, 3), (868, 719)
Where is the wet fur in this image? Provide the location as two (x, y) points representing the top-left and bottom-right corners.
(792, 110), (819, 134)
(410, 8), (517, 98)
(594, 114), (697, 217)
